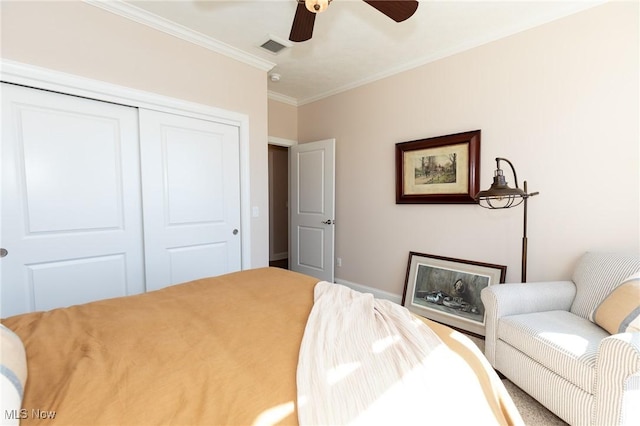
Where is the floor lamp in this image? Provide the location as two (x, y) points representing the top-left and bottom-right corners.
(475, 158), (539, 282)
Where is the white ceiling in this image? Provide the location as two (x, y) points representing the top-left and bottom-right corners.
(114, 0), (603, 105)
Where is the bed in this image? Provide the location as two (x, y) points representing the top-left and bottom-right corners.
(1, 267), (523, 425)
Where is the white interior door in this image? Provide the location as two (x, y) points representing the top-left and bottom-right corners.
(290, 139), (335, 282)
(1, 83), (145, 317)
(139, 109), (241, 291)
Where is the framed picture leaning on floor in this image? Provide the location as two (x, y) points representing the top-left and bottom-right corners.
(402, 251), (506, 336)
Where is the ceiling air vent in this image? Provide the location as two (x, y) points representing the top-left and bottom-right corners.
(259, 34), (292, 55)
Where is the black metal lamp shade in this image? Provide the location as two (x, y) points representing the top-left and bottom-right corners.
(476, 158), (533, 208)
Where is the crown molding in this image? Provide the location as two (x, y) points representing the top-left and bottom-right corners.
(267, 90), (299, 107)
(84, 0), (275, 72)
(84, 0), (605, 107)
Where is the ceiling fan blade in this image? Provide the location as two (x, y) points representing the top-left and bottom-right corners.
(363, 0), (419, 23)
(289, 2), (316, 42)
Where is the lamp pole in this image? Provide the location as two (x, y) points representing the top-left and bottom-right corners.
(522, 181), (529, 283)
(520, 181), (540, 282)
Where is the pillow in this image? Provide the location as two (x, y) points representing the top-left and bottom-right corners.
(1, 324), (27, 425)
(593, 273), (640, 334)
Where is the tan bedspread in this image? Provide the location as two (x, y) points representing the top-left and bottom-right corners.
(2, 267), (521, 425)
(2, 268), (318, 425)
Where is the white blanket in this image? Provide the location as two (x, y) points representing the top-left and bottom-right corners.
(297, 281), (516, 425)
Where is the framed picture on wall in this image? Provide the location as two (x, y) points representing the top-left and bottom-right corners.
(395, 130), (480, 204)
(401, 251), (506, 336)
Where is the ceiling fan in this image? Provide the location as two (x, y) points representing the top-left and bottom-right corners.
(289, 0), (419, 42)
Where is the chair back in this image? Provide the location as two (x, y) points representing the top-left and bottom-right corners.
(570, 252), (640, 322)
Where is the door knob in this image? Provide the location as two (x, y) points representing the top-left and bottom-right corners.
(321, 220), (334, 225)
(233, 229), (239, 235)
(0, 248), (7, 258)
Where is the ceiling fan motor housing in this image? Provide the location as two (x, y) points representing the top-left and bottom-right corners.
(305, 0), (331, 14)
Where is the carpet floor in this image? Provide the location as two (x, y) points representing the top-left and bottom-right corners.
(502, 379), (568, 425)
(464, 335), (568, 425)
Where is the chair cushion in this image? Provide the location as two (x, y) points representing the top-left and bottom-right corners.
(593, 273), (640, 334)
(569, 252), (640, 321)
(498, 310), (609, 394)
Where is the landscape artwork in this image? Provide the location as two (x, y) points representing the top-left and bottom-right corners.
(395, 130), (480, 204)
(414, 152), (457, 185)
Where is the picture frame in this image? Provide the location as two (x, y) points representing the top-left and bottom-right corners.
(401, 251), (506, 336)
(395, 130), (480, 204)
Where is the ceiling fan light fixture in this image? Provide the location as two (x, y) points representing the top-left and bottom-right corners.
(305, 0), (331, 14)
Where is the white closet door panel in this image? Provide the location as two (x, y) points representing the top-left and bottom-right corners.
(28, 254), (128, 312)
(139, 109), (241, 291)
(164, 128), (225, 224)
(20, 107), (123, 232)
(167, 243), (229, 285)
(1, 83), (145, 317)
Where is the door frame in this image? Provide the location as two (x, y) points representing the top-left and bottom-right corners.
(1, 59), (253, 269)
(267, 136), (297, 266)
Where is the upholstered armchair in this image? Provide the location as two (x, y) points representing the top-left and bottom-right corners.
(481, 252), (639, 426)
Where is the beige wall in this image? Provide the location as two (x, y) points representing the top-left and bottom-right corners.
(268, 98), (298, 141)
(1, 0), (270, 267)
(298, 2), (639, 294)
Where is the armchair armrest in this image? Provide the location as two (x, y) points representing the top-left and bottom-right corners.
(481, 281), (576, 366)
(594, 332), (640, 426)
(482, 281), (577, 318)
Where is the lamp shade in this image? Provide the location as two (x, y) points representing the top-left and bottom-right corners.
(476, 168), (526, 208)
(476, 158), (531, 209)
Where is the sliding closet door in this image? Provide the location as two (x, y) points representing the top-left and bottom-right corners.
(1, 84), (145, 317)
(139, 110), (242, 291)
